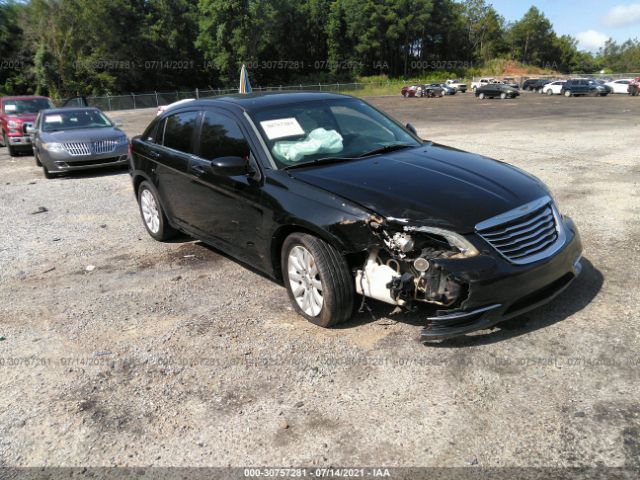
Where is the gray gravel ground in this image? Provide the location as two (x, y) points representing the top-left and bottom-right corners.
(0, 93), (638, 469)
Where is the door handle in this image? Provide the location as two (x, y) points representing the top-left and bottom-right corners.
(148, 150), (160, 159)
(191, 164), (208, 177)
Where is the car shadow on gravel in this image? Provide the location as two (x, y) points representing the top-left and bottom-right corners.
(55, 165), (129, 180)
(164, 240), (603, 348)
(425, 257), (603, 347)
(344, 258), (603, 347)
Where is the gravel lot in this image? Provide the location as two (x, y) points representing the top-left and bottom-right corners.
(0, 92), (639, 470)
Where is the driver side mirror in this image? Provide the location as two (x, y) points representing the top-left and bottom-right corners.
(405, 123), (418, 136)
(26, 126), (36, 135)
(113, 120), (123, 128)
(211, 156), (252, 176)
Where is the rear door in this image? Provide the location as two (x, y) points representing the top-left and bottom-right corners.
(578, 80), (589, 94)
(153, 110), (201, 229)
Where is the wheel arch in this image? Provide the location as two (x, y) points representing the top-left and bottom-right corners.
(270, 223), (363, 283)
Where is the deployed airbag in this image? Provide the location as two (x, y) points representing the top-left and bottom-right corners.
(272, 128), (343, 162)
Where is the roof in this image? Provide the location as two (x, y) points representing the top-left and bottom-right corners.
(40, 107), (99, 115)
(185, 91), (352, 112)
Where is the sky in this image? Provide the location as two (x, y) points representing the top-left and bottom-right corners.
(489, 0), (640, 52)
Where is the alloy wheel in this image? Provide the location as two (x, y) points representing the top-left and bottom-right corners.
(140, 189), (160, 234)
(287, 245), (323, 317)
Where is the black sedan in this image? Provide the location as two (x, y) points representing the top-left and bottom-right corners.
(522, 79), (549, 91)
(475, 83), (520, 99)
(130, 92), (582, 341)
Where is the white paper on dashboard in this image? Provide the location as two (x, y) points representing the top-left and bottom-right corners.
(45, 115), (63, 123)
(260, 118), (305, 140)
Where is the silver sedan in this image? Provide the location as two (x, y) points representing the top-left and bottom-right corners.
(29, 107), (129, 178)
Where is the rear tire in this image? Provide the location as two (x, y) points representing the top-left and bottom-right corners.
(282, 233), (354, 328)
(35, 152), (42, 167)
(564, 90), (572, 97)
(137, 181), (176, 241)
(500, 92), (507, 100)
(546, 89), (553, 96)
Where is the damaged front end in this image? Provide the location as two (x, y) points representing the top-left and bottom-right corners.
(353, 208), (583, 342)
(355, 218), (477, 312)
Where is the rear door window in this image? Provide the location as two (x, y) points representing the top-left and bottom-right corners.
(143, 118), (162, 143)
(163, 111), (199, 154)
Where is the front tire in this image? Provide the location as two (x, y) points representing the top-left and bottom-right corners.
(282, 233), (354, 328)
(42, 165), (57, 179)
(137, 181), (176, 241)
(500, 92), (507, 100)
(3, 133), (16, 156)
(564, 90), (572, 97)
(546, 89), (553, 96)
(35, 152), (42, 167)
(478, 92), (485, 100)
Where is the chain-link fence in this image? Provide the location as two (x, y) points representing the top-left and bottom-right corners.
(52, 74), (640, 111)
(51, 82), (406, 111)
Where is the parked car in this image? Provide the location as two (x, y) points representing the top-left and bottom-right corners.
(29, 107), (129, 178)
(0, 95), (55, 156)
(401, 85), (422, 98)
(157, 98), (195, 116)
(130, 92), (582, 341)
(542, 80), (566, 96)
(604, 79), (632, 94)
(560, 79), (608, 97)
(437, 83), (457, 95)
(471, 77), (497, 92)
(594, 80), (613, 95)
(629, 77), (640, 96)
(421, 84), (446, 97)
(475, 83), (520, 99)
(521, 79), (550, 92)
(501, 78), (520, 89)
(445, 79), (467, 92)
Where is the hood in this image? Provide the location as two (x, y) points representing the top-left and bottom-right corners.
(289, 144), (550, 232)
(41, 127), (125, 142)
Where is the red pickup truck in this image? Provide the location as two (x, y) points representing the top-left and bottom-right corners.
(0, 95), (55, 156)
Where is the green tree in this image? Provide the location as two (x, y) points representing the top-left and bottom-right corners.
(462, 0), (505, 63)
(0, 1), (25, 93)
(506, 6), (558, 67)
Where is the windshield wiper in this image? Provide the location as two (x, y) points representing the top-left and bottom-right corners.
(356, 143), (415, 158)
(282, 156), (357, 170)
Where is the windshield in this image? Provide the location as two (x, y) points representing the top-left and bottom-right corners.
(3, 98), (54, 115)
(42, 109), (113, 132)
(251, 98), (421, 169)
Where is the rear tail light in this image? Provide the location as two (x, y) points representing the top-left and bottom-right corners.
(128, 142), (132, 157)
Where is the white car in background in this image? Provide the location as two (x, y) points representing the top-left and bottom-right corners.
(156, 98), (195, 116)
(542, 80), (566, 96)
(604, 79), (633, 94)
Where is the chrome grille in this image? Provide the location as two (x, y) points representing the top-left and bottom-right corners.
(476, 196), (565, 265)
(63, 142), (91, 156)
(92, 139), (119, 154)
(63, 139), (119, 156)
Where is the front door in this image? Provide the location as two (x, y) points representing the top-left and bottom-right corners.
(185, 110), (266, 267)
